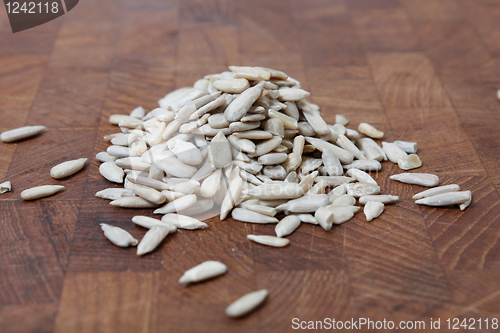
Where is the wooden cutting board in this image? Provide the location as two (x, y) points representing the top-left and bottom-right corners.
(1, 0), (500, 332)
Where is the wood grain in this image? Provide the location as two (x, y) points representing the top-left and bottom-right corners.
(1, 0), (500, 332)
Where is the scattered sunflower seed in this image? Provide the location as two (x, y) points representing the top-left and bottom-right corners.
(1, 125), (46, 143)
(0, 181), (11, 194)
(225, 289), (268, 318)
(21, 185), (65, 200)
(101, 223), (138, 247)
(179, 260), (227, 285)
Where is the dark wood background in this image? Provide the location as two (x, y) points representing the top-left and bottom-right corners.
(1, 0), (500, 332)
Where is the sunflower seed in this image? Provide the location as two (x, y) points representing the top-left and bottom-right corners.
(107, 145), (136, 158)
(275, 215), (301, 237)
(297, 122), (316, 136)
(358, 122), (384, 139)
(126, 174), (170, 191)
(189, 95), (227, 120)
(96, 152), (118, 162)
(335, 114), (349, 125)
(231, 208), (279, 223)
(301, 107), (330, 135)
(224, 82), (264, 122)
(228, 135), (256, 154)
(130, 106), (145, 119)
(276, 194), (330, 213)
(328, 183), (348, 202)
(103, 133), (122, 142)
(110, 197), (160, 208)
(330, 194), (356, 206)
(247, 235), (289, 247)
(262, 165), (286, 180)
(154, 194), (197, 214)
(326, 205), (360, 224)
(412, 184), (461, 200)
(21, 185), (65, 200)
(322, 149), (343, 176)
(200, 169), (222, 198)
(305, 137), (354, 164)
(459, 190), (472, 211)
(397, 154), (422, 170)
(171, 180), (200, 195)
(0, 181), (11, 194)
(208, 131), (232, 168)
(214, 78), (250, 94)
(390, 173), (439, 187)
(172, 140), (203, 166)
(300, 157), (323, 174)
(179, 199), (215, 216)
(115, 157), (151, 171)
(293, 213), (317, 224)
(393, 140), (418, 154)
(415, 191), (471, 207)
(156, 155), (198, 178)
(346, 168), (377, 185)
(248, 136), (283, 158)
(364, 201), (384, 222)
(314, 176), (354, 187)
(131, 216), (177, 232)
(336, 134), (366, 160)
(136, 226), (169, 256)
(161, 213), (208, 230)
(382, 142), (407, 163)
(110, 114), (143, 125)
(346, 182), (381, 197)
(257, 153), (287, 166)
(315, 207), (335, 230)
(130, 184), (166, 204)
(96, 188), (135, 200)
(226, 289), (268, 318)
(101, 223), (138, 247)
(357, 138), (386, 161)
(359, 195), (399, 205)
(229, 66), (271, 81)
(179, 260), (227, 285)
(267, 110), (298, 130)
(1, 125), (46, 143)
(246, 182), (304, 200)
(241, 202), (277, 216)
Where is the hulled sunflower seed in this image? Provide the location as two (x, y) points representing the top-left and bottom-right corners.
(0, 181), (11, 194)
(258, 153), (288, 165)
(247, 235), (289, 247)
(262, 165), (286, 180)
(359, 195), (399, 205)
(110, 197), (160, 208)
(137, 226), (169, 256)
(268, 110), (298, 130)
(335, 114), (349, 126)
(96, 188), (135, 200)
(357, 138), (386, 161)
(342, 160), (382, 172)
(276, 194), (330, 213)
(233, 130), (273, 140)
(200, 169), (222, 198)
(397, 154), (422, 170)
(393, 140), (417, 154)
(322, 149), (343, 176)
(245, 182), (304, 200)
(326, 205), (360, 224)
(232, 208), (279, 223)
(221, 176), (244, 220)
(100, 223), (138, 247)
(315, 206), (335, 231)
(336, 134), (366, 160)
(213, 78), (250, 94)
(179, 260), (227, 285)
(96, 152), (118, 162)
(1, 125), (46, 143)
(415, 191), (471, 207)
(161, 214), (208, 230)
(330, 194), (356, 206)
(156, 155), (198, 179)
(346, 168), (377, 185)
(226, 289), (268, 318)
(459, 190), (472, 211)
(209, 131), (232, 168)
(295, 213), (318, 224)
(229, 66), (271, 80)
(382, 142), (407, 163)
(248, 136), (283, 158)
(131, 184), (166, 205)
(358, 122), (384, 139)
(314, 176), (354, 187)
(154, 194), (197, 214)
(346, 182), (381, 197)
(21, 185), (65, 200)
(390, 173), (439, 187)
(305, 137), (354, 164)
(364, 201), (384, 222)
(412, 184), (461, 200)
(224, 82), (264, 122)
(275, 215), (301, 237)
(126, 174), (170, 191)
(131, 216), (177, 232)
(300, 105), (330, 135)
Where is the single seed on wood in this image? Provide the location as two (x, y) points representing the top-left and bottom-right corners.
(412, 184), (461, 200)
(393, 140), (418, 154)
(315, 206), (335, 231)
(358, 122), (384, 139)
(275, 215), (301, 237)
(131, 216), (177, 232)
(179, 261), (228, 285)
(154, 194), (197, 214)
(415, 191), (471, 207)
(497, 89), (500, 100)
(364, 201), (384, 222)
(397, 154), (422, 170)
(224, 82), (264, 121)
(213, 78), (250, 93)
(161, 214), (208, 230)
(110, 197), (160, 208)
(359, 195), (399, 205)
(330, 194), (356, 206)
(342, 160), (382, 172)
(209, 131), (232, 168)
(232, 208), (279, 223)
(0, 181), (12, 194)
(390, 173), (439, 187)
(1, 125), (46, 143)
(136, 226), (169, 256)
(346, 182), (381, 197)
(276, 194), (330, 213)
(226, 289), (269, 318)
(96, 188), (135, 200)
(21, 185), (64, 200)
(346, 168), (377, 185)
(100, 223), (138, 247)
(247, 235), (289, 247)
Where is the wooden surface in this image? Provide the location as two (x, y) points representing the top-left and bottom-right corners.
(1, 0), (500, 332)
